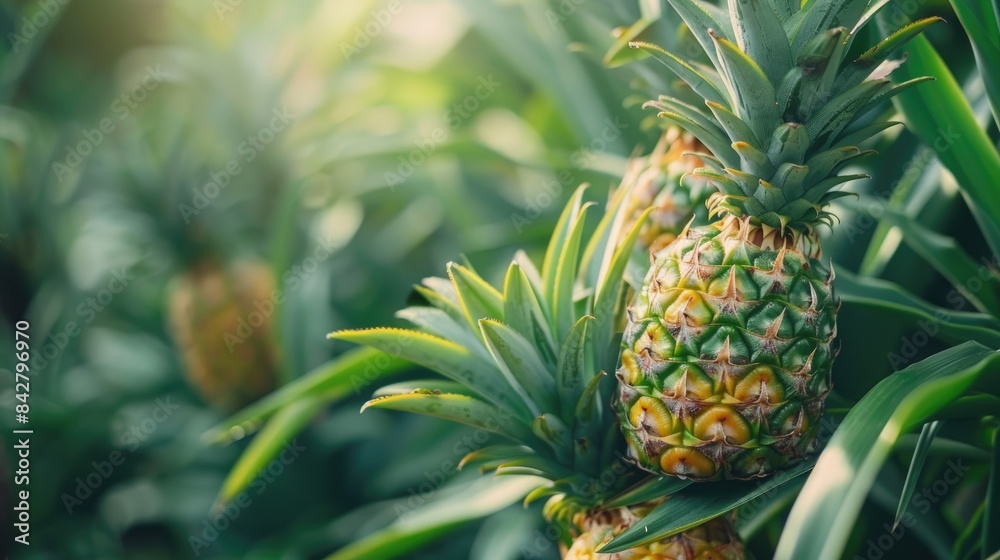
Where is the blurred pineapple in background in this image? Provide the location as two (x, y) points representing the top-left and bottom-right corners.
(618, 128), (710, 256)
(166, 256), (279, 411)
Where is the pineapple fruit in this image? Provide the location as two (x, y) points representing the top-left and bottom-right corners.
(619, 128), (710, 256)
(167, 257), (279, 411)
(332, 186), (746, 557)
(615, 0), (936, 480)
(566, 506), (743, 560)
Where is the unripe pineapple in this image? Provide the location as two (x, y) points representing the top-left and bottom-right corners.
(333, 187), (746, 558)
(167, 258), (279, 411)
(566, 505), (744, 560)
(619, 129), (710, 255)
(615, 0), (935, 479)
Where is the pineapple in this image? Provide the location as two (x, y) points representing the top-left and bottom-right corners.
(615, 0), (936, 479)
(331, 187), (746, 557)
(619, 128), (710, 255)
(167, 257), (279, 411)
(566, 506), (743, 560)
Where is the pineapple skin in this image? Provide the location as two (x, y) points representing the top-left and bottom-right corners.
(620, 129), (710, 255)
(615, 216), (835, 480)
(565, 506), (745, 560)
(167, 258), (279, 411)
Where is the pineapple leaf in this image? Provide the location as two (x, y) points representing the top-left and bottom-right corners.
(557, 315), (594, 421)
(984, 426), (1000, 556)
(480, 319), (558, 417)
(373, 380), (478, 398)
(771, 0), (799, 22)
(732, 140), (776, 178)
(542, 185), (587, 332)
(574, 371), (609, 427)
(362, 392), (538, 445)
(831, 119), (901, 150)
(523, 485), (559, 506)
(603, 476), (693, 509)
(593, 206), (652, 369)
(710, 31), (782, 146)
(215, 396), (325, 506)
(396, 307), (488, 360)
(323, 476), (541, 560)
(649, 109), (739, 167)
(839, 17), (945, 90)
(601, 459), (816, 552)
(790, 0), (867, 57)
(628, 41), (730, 108)
(581, 174), (629, 291)
(532, 414), (574, 463)
(836, 270), (1000, 347)
(332, 328), (532, 422)
(204, 348), (411, 445)
(729, 0), (794, 86)
(449, 262), (505, 330)
(775, 343), (1000, 560)
(879, 209), (1000, 316)
(665, 0), (731, 70)
(552, 201), (594, 344)
(893, 420), (941, 530)
(458, 445), (536, 470)
(707, 101), (765, 153)
(502, 262), (558, 368)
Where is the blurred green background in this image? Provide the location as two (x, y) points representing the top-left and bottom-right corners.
(0, 0), (990, 558)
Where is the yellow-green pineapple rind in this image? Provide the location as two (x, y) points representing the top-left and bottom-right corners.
(615, 216), (835, 480)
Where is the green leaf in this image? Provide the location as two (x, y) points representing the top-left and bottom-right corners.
(449, 262), (505, 328)
(893, 420), (941, 529)
(729, 0), (793, 86)
(556, 315), (593, 420)
(947, 0), (1000, 129)
(835, 270), (1000, 348)
(628, 41), (730, 108)
(986, 427), (1000, 558)
(362, 392), (537, 445)
(711, 32), (781, 146)
(774, 342), (1000, 560)
(603, 477), (693, 509)
(324, 476), (542, 560)
(877, 30), (1000, 251)
(542, 186), (586, 331)
(665, 0), (730, 70)
(552, 201), (592, 344)
(203, 348), (410, 445)
(592, 207), (651, 369)
(479, 319), (558, 416)
(332, 329), (532, 422)
(215, 397), (323, 506)
(502, 262), (557, 368)
(601, 459), (815, 553)
(396, 306), (488, 360)
(881, 209), (1000, 316)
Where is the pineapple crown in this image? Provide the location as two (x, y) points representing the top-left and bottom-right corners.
(331, 185), (655, 534)
(632, 0), (938, 233)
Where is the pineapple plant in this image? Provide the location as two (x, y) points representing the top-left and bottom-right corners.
(618, 128), (711, 256)
(615, 0), (936, 480)
(167, 256), (279, 411)
(331, 186), (745, 558)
